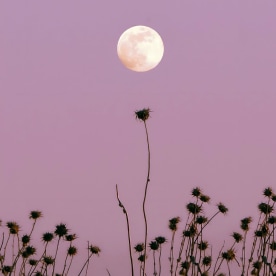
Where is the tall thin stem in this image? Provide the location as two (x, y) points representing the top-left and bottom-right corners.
(142, 121), (151, 276)
(78, 253), (93, 276)
(116, 184), (134, 276)
(158, 245), (162, 276)
(52, 237), (61, 276)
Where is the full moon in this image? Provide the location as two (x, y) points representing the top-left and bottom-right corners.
(117, 25), (164, 72)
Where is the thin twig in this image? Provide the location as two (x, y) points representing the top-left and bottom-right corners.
(116, 184), (134, 276)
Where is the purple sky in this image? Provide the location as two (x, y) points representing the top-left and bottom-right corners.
(1, 1), (276, 275)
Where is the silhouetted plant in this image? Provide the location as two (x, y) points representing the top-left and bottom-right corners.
(0, 212), (100, 276)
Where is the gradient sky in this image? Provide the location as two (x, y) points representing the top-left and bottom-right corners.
(1, 1), (276, 275)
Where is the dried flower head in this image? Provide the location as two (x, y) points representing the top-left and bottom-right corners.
(43, 256), (54, 265)
(149, 240), (159, 251)
(253, 261), (262, 270)
(65, 234), (77, 242)
(270, 241), (276, 251)
(22, 246), (36, 258)
(240, 217), (252, 231)
(134, 243), (144, 253)
(138, 254), (146, 263)
(258, 202), (273, 214)
(181, 261), (190, 269)
(54, 223), (68, 237)
(217, 203), (228, 214)
(42, 232), (54, 243)
(268, 216), (276, 224)
(189, 224), (197, 236)
(231, 232), (243, 243)
(202, 256), (212, 266)
(6, 221), (20, 234)
(186, 203), (202, 215)
(198, 241), (208, 251)
(89, 245), (101, 255)
(196, 216), (208, 224)
(263, 187), (273, 198)
(29, 211), (42, 220)
(29, 259), (38, 266)
(2, 266), (13, 273)
(169, 217), (181, 231)
(200, 194), (210, 203)
(221, 249), (236, 262)
(135, 108), (151, 122)
(22, 234), (30, 245)
(183, 230), (191, 237)
(155, 236), (166, 245)
(191, 187), (201, 198)
(68, 246), (78, 256)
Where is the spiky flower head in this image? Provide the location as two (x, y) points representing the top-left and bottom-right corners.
(22, 234), (30, 245)
(217, 203), (228, 214)
(2, 266), (12, 274)
(240, 217), (252, 231)
(231, 232), (243, 243)
(42, 232), (54, 243)
(54, 223), (68, 237)
(89, 245), (101, 255)
(191, 187), (201, 198)
(68, 246), (78, 256)
(155, 236), (166, 245)
(29, 211), (42, 220)
(65, 234), (77, 242)
(181, 261), (190, 269)
(6, 221), (20, 234)
(255, 230), (263, 237)
(263, 187), (273, 198)
(221, 249), (236, 262)
(196, 216), (208, 224)
(134, 243), (144, 253)
(200, 194), (210, 203)
(29, 259), (38, 266)
(268, 216), (276, 224)
(202, 256), (212, 266)
(253, 261), (262, 270)
(149, 241), (159, 251)
(22, 246), (36, 258)
(135, 108), (151, 122)
(189, 223), (197, 236)
(43, 256), (54, 265)
(138, 254), (146, 262)
(270, 241), (276, 251)
(258, 202), (273, 214)
(186, 203), (202, 215)
(169, 217), (181, 231)
(183, 230), (191, 237)
(272, 194), (276, 202)
(198, 241), (208, 251)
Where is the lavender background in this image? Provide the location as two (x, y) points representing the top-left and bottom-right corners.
(1, 1), (276, 274)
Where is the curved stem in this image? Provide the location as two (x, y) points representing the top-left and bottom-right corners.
(142, 121), (151, 276)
